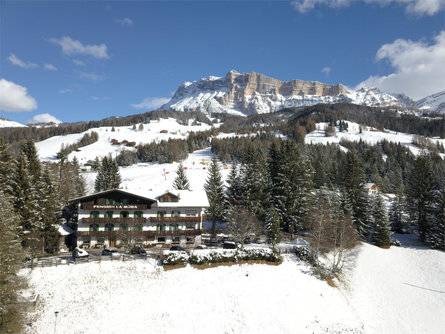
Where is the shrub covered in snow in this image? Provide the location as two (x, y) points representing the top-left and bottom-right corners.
(163, 251), (189, 266)
(189, 248), (281, 265)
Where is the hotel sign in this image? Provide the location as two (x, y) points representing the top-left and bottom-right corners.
(93, 205), (138, 209)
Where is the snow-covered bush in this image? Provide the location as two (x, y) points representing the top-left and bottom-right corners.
(189, 248), (281, 265)
(163, 251), (189, 265)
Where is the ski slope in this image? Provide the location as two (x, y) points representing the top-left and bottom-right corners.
(305, 121), (445, 156)
(35, 118), (214, 163)
(24, 236), (445, 334)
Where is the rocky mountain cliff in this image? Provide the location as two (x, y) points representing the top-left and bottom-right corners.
(416, 91), (445, 114)
(161, 70), (400, 116)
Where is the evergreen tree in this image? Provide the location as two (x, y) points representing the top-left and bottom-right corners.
(406, 154), (433, 242)
(21, 138), (41, 183)
(226, 161), (243, 207)
(428, 182), (445, 250)
(71, 157), (86, 197)
(0, 138), (14, 195)
(0, 191), (26, 333)
(10, 152), (41, 242)
(173, 162), (191, 190)
(277, 141), (314, 234)
(343, 151), (369, 240)
(38, 167), (61, 251)
(265, 207), (281, 249)
(372, 195), (391, 247)
(95, 155), (122, 192)
(204, 156), (226, 236)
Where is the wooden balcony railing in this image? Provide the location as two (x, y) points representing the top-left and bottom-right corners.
(82, 217), (146, 224)
(150, 216), (206, 223)
(77, 229), (202, 238)
(81, 203), (148, 210)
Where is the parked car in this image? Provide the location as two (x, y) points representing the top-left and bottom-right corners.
(254, 237), (266, 244)
(244, 237), (252, 244)
(102, 247), (121, 258)
(195, 244), (207, 250)
(72, 247), (89, 258)
(223, 241), (237, 249)
(169, 246), (186, 252)
(130, 246), (146, 255)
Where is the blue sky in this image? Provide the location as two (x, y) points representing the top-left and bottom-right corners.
(1, 0), (444, 124)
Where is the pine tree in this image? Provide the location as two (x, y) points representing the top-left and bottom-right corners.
(21, 138), (41, 183)
(173, 162), (191, 190)
(406, 154), (433, 242)
(226, 161), (243, 208)
(0, 138), (14, 195)
(71, 157), (86, 197)
(372, 195), (391, 247)
(95, 155), (121, 192)
(204, 156), (226, 236)
(10, 152), (41, 241)
(428, 182), (445, 250)
(343, 151), (369, 240)
(0, 191), (26, 333)
(265, 207), (281, 249)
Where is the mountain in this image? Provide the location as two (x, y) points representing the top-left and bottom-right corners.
(416, 90), (445, 114)
(0, 117), (26, 128)
(161, 70), (400, 116)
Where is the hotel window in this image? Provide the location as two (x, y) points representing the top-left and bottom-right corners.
(120, 224), (128, 231)
(171, 210), (180, 217)
(157, 211), (166, 218)
(105, 211), (113, 218)
(90, 211), (100, 218)
(157, 237), (166, 243)
(89, 224), (99, 232)
(134, 224), (143, 231)
(105, 224), (114, 231)
(120, 211), (129, 218)
(134, 211), (143, 218)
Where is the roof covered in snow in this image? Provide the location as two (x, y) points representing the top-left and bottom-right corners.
(153, 190), (209, 208)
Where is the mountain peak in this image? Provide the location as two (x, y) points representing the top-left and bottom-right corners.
(161, 71), (400, 115)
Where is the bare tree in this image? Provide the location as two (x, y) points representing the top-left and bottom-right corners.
(227, 207), (261, 249)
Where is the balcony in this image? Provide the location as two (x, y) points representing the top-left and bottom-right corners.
(82, 217), (146, 224)
(150, 216), (206, 223)
(77, 229), (202, 238)
(81, 203), (148, 210)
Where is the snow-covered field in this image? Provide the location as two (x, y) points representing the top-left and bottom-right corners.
(24, 238), (445, 334)
(35, 118), (214, 162)
(305, 121), (445, 157)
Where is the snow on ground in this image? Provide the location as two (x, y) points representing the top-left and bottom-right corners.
(0, 118), (26, 128)
(35, 118), (214, 163)
(82, 147), (230, 195)
(25, 256), (363, 334)
(346, 235), (445, 334)
(25, 238), (445, 334)
(305, 121), (445, 157)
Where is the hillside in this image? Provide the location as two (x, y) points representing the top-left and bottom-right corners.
(0, 117), (26, 128)
(24, 237), (445, 334)
(417, 90), (445, 114)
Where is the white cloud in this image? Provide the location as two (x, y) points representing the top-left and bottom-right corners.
(321, 66), (331, 76)
(28, 113), (61, 125)
(0, 79), (38, 112)
(44, 63), (58, 71)
(7, 53), (39, 69)
(50, 36), (109, 59)
(115, 18), (134, 26)
(91, 96), (109, 101)
(356, 31), (445, 99)
(59, 89), (72, 94)
(131, 97), (171, 110)
(73, 59), (86, 66)
(291, 0), (445, 16)
(80, 72), (104, 81)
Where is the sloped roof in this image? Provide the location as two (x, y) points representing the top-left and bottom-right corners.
(69, 189), (156, 205)
(154, 190), (209, 208)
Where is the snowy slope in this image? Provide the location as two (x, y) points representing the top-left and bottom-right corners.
(416, 90), (445, 113)
(161, 71), (400, 116)
(35, 118), (214, 163)
(0, 118), (26, 128)
(24, 238), (445, 334)
(305, 121), (445, 157)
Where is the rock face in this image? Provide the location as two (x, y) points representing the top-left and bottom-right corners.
(161, 70), (400, 115)
(416, 91), (445, 114)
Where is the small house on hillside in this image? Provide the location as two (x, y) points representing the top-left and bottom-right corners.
(364, 183), (379, 195)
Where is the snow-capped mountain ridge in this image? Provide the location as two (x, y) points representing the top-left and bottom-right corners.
(416, 90), (445, 114)
(161, 70), (400, 116)
(0, 117), (26, 128)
